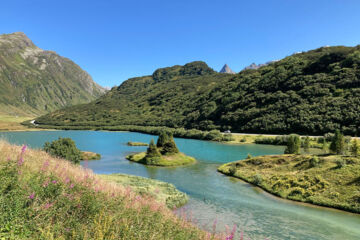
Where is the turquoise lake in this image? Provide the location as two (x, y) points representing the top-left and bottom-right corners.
(1, 130), (359, 240)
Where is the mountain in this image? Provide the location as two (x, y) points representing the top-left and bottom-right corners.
(36, 45), (360, 136)
(243, 60), (278, 70)
(219, 64), (236, 74)
(0, 32), (105, 116)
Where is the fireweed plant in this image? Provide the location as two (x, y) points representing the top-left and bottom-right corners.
(0, 141), (264, 239)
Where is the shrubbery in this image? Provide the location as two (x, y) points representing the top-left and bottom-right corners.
(43, 137), (81, 164)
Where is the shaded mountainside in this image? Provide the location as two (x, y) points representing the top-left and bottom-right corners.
(37, 45), (360, 135)
(0, 32), (105, 116)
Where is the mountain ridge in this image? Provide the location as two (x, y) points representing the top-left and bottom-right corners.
(0, 32), (105, 116)
(36, 45), (360, 136)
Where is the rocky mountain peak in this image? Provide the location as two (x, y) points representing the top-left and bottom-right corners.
(219, 64), (236, 74)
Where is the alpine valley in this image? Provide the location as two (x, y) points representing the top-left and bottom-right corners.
(37, 46), (360, 136)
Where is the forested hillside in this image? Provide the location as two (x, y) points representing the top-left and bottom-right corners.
(36, 46), (360, 135)
(0, 32), (105, 116)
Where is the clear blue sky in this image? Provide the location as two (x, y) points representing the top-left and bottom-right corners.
(1, 0), (360, 87)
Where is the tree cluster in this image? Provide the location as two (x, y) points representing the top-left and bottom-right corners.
(43, 137), (81, 164)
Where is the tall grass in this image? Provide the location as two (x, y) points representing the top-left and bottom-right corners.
(0, 141), (215, 239)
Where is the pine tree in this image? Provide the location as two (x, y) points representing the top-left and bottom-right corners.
(146, 139), (161, 158)
(284, 134), (301, 154)
(322, 140), (328, 154)
(161, 132), (179, 155)
(330, 130), (345, 155)
(303, 136), (310, 153)
(156, 131), (169, 148)
(350, 139), (359, 156)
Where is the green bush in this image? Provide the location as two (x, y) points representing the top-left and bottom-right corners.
(309, 156), (320, 168)
(253, 174), (263, 185)
(43, 137), (81, 164)
(284, 134), (301, 154)
(335, 159), (346, 169)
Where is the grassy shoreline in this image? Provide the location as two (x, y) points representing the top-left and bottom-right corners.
(99, 174), (188, 209)
(218, 154), (360, 214)
(0, 141), (212, 239)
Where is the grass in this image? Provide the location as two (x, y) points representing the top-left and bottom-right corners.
(126, 152), (196, 167)
(0, 114), (37, 131)
(127, 141), (149, 146)
(81, 151), (101, 160)
(0, 140), (217, 240)
(99, 174), (188, 209)
(218, 154), (360, 213)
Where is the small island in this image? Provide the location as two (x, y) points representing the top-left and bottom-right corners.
(127, 141), (149, 146)
(126, 131), (196, 167)
(218, 131), (360, 213)
(81, 151), (101, 160)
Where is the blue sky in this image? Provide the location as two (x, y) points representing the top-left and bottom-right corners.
(1, 0), (360, 87)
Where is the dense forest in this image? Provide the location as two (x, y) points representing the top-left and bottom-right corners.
(36, 46), (360, 135)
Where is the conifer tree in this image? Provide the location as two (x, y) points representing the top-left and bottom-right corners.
(322, 139), (328, 154)
(284, 134), (301, 154)
(161, 132), (179, 155)
(350, 139), (359, 156)
(303, 136), (310, 153)
(330, 130), (345, 155)
(146, 139), (161, 158)
(156, 131), (169, 148)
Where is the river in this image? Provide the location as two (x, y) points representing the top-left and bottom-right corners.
(1, 130), (359, 240)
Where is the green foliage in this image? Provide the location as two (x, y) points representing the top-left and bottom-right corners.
(145, 139), (162, 164)
(43, 137), (81, 164)
(309, 156), (320, 168)
(335, 159), (346, 169)
(161, 132), (179, 155)
(0, 32), (104, 116)
(0, 145), (205, 239)
(253, 174), (263, 185)
(218, 154), (360, 213)
(350, 139), (360, 156)
(284, 134), (301, 154)
(303, 136), (310, 153)
(322, 139), (328, 153)
(156, 131), (169, 148)
(330, 130), (345, 155)
(36, 45), (360, 136)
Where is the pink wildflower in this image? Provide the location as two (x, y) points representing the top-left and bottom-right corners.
(69, 183), (74, 189)
(21, 145), (27, 154)
(29, 193), (35, 199)
(52, 180), (57, 184)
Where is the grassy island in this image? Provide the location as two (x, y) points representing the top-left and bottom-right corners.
(99, 174), (188, 208)
(127, 141), (149, 146)
(81, 151), (101, 160)
(126, 131), (196, 167)
(218, 154), (360, 213)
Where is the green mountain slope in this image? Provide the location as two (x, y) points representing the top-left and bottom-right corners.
(36, 46), (360, 135)
(0, 32), (105, 116)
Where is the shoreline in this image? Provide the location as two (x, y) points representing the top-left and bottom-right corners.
(218, 154), (360, 215)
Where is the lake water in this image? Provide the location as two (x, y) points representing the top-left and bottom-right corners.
(1, 131), (359, 240)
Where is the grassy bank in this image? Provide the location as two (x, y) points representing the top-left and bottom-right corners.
(22, 122), (235, 142)
(126, 152), (196, 167)
(218, 154), (360, 214)
(0, 115), (38, 131)
(0, 141), (215, 239)
(99, 174), (188, 209)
